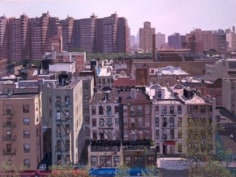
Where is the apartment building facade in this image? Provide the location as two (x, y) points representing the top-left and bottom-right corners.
(88, 88), (122, 168)
(1, 13), (130, 61)
(41, 73), (84, 166)
(146, 84), (216, 157)
(0, 83), (42, 170)
(186, 29), (226, 54)
(0, 16), (8, 59)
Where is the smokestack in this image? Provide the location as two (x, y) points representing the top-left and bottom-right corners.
(152, 34), (157, 61)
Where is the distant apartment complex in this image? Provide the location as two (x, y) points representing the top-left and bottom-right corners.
(185, 29), (227, 54)
(0, 12), (130, 61)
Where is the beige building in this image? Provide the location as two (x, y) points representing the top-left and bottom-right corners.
(0, 83), (42, 170)
(139, 21), (156, 52)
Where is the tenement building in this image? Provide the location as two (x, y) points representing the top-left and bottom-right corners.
(41, 72), (84, 166)
(146, 83), (216, 157)
(0, 81), (42, 170)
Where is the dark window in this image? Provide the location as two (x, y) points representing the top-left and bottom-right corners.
(23, 104), (30, 113)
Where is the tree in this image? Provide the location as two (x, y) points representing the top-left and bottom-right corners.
(203, 161), (233, 177)
(0, 161), (24, 177)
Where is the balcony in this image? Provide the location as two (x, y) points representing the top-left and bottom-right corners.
(2, 109), (14, 115)
(3, 121), (16, 127)
(3, 148), (16, 155)
(2, 135), (16, 141)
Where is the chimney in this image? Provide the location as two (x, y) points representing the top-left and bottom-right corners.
(152, 34), (157, 61)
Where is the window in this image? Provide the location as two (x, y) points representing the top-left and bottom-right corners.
(155, 106), (159, 114)
(99, 106), (103, 115)
(106, 106), (112, 116)
(178, 130), (182, 139)
(124, 156), (131, 166)
(92, 106), (96, 115)
(137, 106), (143, 115)
(5, 104), (12, 114)
(23, 104), (30, 113)
(130, 106), (135, 115)
(113, 156), (120, 167)
(56, 111), (61, 120)
(65, 140), (70, 151)
(107, 118), (112, 126)
(162, 117), (167, 127)
(99, 118), (104, 127)
(170, 129), (175, 139)
(91, 156), (97, 166)
(162, 130), (167, 140)
(56, 124), (61, 135)
(23, 118), (30, 125)
(155, 129), (160, 139)
(57, 140), (61, 151)
(115, 106), (119, 114)
(5, 144), (12, 154)
(24, 159), (30, 168)
(23, 144), (30, 153)
(92, 119), (96, 127)
(177, 143), (182, 152)
(23, 130), (30, 138)
(170, 117), (175, 127)
(92, 131), (97, 140)
(65, 110), (70, 120)
(155, 117), (159, 127)
(178, 117), (182, 127)
(64, 96), (70, 106)
(65, 124), (70, 135)
(177, 106), (182, 114)
(170, 105), (175, 114)
(161, 106), (167, 114)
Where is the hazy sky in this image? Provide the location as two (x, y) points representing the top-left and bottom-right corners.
(0, 0), (236, 36)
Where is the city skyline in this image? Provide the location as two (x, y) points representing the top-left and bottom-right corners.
(0, 0), (236, 36)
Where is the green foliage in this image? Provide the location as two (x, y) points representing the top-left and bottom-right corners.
(190, 161), (233, 177)
(186, 118), (214, 161)
(0, 161), (24, 177)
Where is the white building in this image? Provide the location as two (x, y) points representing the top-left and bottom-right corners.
(226, 32), (236, 52)
(49, 62), (76, 74)
(146, 83), (216, 156)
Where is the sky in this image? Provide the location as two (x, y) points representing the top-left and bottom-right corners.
(0, 0), (236, 36)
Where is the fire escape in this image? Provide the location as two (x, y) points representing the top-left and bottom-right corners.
(94, 103), (121, 168)
(55, 96), (71, 165)
(2, 104), (16, 162)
